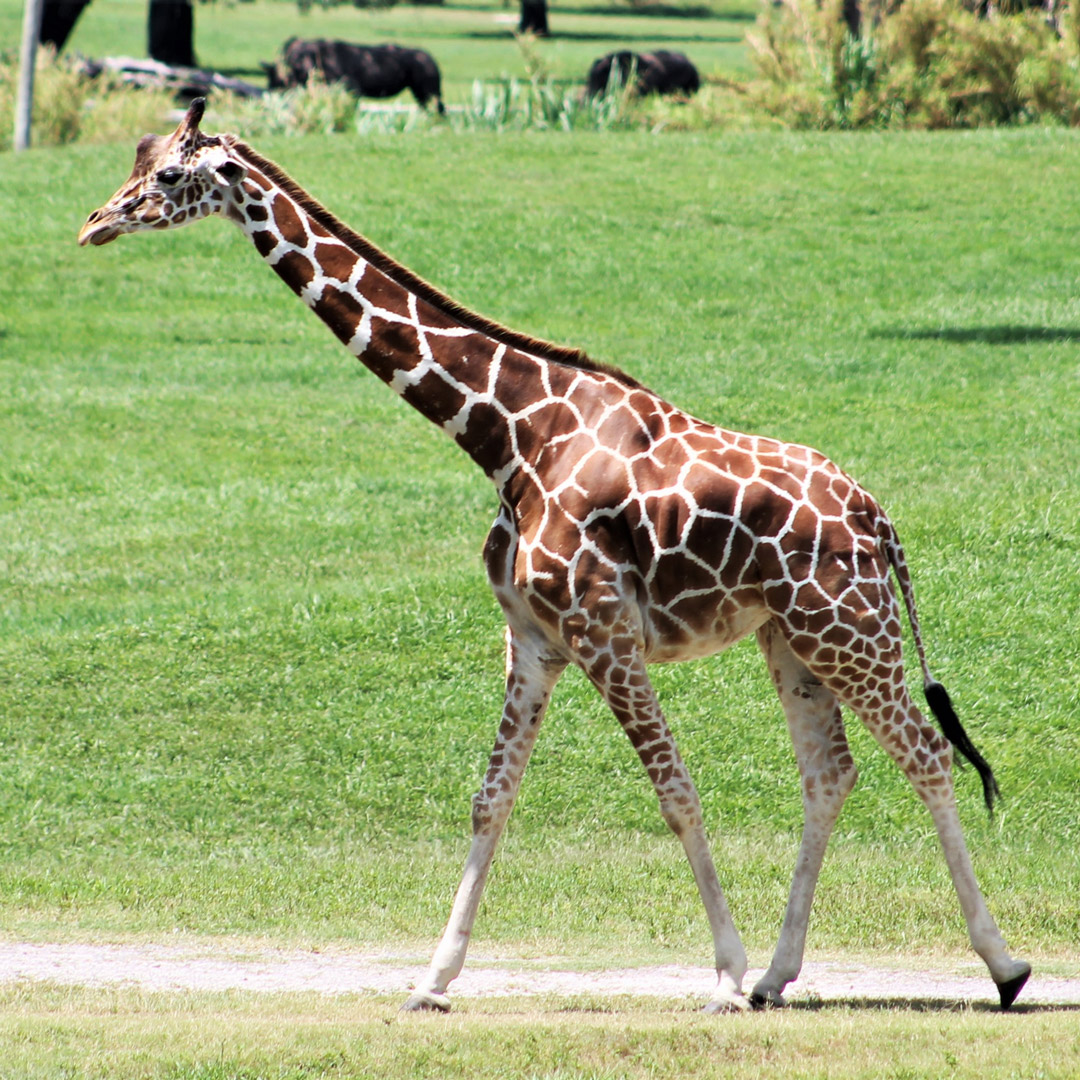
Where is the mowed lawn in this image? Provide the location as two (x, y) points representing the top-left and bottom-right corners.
(2, 119), (1079, 1075)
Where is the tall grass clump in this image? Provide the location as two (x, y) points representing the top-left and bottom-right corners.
(458, 33), (634, 133)
(212, 62), (634, 136)
(0, 48), (175, 150)
(458, 75), (631, 132)
(211, 75), (361, 137)
(212, 78), (629, 136)
(745, 0), (1080, 128)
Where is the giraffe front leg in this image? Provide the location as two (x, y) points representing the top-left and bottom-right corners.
(581, 644), (749, 1014)
(401, 630), (566, 1013)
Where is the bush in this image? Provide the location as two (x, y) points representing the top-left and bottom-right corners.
(214, 75), (633, 136)
(213, 75), (361, 137)
(744, 0), (1080, 128)
(0, 48), (177, 152)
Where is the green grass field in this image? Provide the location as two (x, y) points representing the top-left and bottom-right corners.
(3, 985), (1080, 1080)
(2, 35), (1080, 1076)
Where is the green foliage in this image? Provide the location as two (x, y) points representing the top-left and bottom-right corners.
(209, 76), (630, 135)
(0, 47), (176, 151)
(216, 75), (363, 136)
(745, 0), (1080, 128)
(458, 74), (633, 132)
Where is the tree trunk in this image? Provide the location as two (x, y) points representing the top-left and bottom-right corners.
(518, 0), (548, 36)
(841, 0), (860, 36)
(39, 0), (92, 51)
(148, 0), (196, 68)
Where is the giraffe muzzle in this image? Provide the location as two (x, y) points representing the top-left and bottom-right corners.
(78, 210), (122, 247)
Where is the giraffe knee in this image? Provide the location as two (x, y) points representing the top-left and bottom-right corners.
(841, 761), (858, 796)
(803, 760), (858, 811)
(833, 749), (859, 796)
(471, 788), (511, 834)
(836, 760), (858, 800)
(656, 791), (703, 837)
(470, 793), (491, 834)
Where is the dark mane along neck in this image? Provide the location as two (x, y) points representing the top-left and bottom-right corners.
(225, 136), (643, 390)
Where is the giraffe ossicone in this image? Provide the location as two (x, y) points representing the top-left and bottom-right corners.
(79, 99), (1030, 1013)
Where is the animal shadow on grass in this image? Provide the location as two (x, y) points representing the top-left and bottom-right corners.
(871, 325), (1080, 345)
(788, 998), (1080, 1014)
(518, 998), (1080, 1017)
(574, 3), (757, 19)
(460, 29), (742, 43)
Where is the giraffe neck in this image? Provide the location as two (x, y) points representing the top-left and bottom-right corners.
(220, 139), (638, 480)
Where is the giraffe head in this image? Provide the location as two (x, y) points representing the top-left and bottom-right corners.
(78, 98), (246, 247)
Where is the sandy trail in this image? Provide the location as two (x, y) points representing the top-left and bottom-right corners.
(1, 942), (1078, 1008)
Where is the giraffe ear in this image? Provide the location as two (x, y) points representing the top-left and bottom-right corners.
(213, 160), (247, 187)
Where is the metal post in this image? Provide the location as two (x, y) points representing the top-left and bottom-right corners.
(15, 0), (46, 152)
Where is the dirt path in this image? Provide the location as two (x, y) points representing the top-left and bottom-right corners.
(2, 942), (1078, 1008)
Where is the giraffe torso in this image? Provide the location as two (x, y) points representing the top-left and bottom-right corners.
(477, 356), (892, 668)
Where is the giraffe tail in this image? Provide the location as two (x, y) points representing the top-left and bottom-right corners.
(880, 517), (1001, 815)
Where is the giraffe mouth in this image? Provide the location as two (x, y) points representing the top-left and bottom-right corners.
(78, 216), (122, 246)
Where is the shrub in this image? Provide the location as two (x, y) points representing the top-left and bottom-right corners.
(213, 75), (361, 137)
(1, 47), (87, 151)
(744, 0), (1080, 128)
(211, 37), (636, 137)
(0, 48), (177, 152)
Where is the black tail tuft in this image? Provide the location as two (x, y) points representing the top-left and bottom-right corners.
(924, 681), (1001, 815)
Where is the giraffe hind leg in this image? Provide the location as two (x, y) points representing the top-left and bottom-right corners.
(750, 621), (856, 1008)
(778, 606), (1030, 1008)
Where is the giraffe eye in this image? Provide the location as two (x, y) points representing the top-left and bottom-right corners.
(156, 168), (184, 187)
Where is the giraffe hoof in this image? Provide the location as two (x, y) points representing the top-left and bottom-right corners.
(702, 992), (751, 1014)
(400, 991), (451, 1013)
(749, 988), (787, 1010)
(996, 963), (1031, 1011)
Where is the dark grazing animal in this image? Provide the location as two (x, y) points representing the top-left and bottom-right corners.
(264, 38), (444, 113)
(586, 50), (700, 98)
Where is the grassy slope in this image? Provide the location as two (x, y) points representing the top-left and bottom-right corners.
(2, 126), (1079, 973)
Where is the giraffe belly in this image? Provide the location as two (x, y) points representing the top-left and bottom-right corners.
(642, 591), (770, 663)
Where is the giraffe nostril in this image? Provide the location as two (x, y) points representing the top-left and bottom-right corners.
(86, 209), (103, 224)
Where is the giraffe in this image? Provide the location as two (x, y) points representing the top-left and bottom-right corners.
(78, 99), (1031, 1013)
